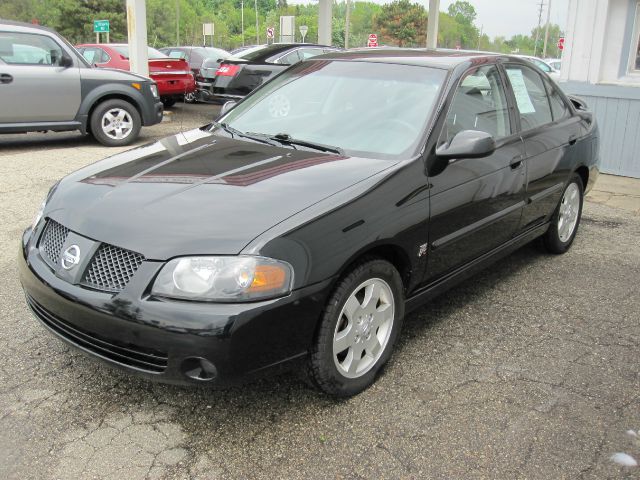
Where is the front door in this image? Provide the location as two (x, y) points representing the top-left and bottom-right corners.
(425, 63), (526, 282)
(0, 30), (80, 123)
(502, 63), (583, 229)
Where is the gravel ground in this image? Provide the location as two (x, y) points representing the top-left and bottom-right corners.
(1, 104), (639, 479)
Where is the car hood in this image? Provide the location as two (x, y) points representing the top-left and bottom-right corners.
(47, 128), (398, 259)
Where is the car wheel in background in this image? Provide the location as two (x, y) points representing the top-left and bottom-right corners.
(90, 99), (141, 147)
(308, 258), (404, 397)
(542, 173), (584, 254)
(184, 92), (197, 103)
(162, 97), (176, 108)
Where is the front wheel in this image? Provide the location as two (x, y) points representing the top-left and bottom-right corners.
(542, 173), (584, 254)
(307, 258), (404, 397)
(90, 99), (141, 147)
(161, 97), (176, 108)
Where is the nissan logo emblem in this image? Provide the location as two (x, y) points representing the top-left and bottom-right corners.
(61, 245), (81, 270)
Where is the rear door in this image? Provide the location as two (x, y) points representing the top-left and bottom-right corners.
(0, 30), (80, 123)
(502, 63), (582, 230)
(426, 63), (526, 281)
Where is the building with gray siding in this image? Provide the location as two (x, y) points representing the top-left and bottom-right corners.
(561, 0), (640, 178)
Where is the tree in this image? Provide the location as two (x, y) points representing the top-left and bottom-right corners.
(372, 0), (426, 47)
(447, 0), (476, 25)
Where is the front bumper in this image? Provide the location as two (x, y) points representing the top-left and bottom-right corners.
(19, 229), (331, 386)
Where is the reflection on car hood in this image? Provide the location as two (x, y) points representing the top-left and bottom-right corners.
(47, 128), (397, 259)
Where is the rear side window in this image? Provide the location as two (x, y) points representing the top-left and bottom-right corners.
(0, 31), (65, 66)
(545, 79), (571, 121)
(168, 50), (187, 59)
(278, 50), (301, 65)
(440, 64), (512, 144)
(298, 48), (324, 60)
(505, 64), (553, 130)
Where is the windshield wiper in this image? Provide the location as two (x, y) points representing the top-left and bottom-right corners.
(211, 122), (278, 146)
(269, 133), (344, 155)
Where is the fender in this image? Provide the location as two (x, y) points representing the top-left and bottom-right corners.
(75, 83), (147, 133)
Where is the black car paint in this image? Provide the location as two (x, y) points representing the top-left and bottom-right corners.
(20, 51), (599, 386)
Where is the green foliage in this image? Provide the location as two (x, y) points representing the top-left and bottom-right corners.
(0, 0), (563, 55)
(372, 0), (426, 47)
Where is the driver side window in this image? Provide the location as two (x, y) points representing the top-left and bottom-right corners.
(0, 31), (65, 66)
(440, 64), (512, 145)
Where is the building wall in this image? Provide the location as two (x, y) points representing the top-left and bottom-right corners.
(561, 0), (640, 178)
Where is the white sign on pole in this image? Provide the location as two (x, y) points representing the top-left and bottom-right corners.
(202, 23), (214, 36)
(279, 16), (295, 43)
(266, 27), (275, 39)
(299, 25), (308, 42)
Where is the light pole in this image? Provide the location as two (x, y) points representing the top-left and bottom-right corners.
(255, 0), (259, 44)
(241, 0), (245, 46)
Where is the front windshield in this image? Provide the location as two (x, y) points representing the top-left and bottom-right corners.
(112, 45), (167, 59)
(220, 60), (446, 159)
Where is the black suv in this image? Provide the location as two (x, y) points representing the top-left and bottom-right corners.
(0, 20), (162, 146)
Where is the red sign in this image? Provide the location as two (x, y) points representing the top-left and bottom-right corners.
(557, 37), (565, 51)
(367, 33), (378, 48)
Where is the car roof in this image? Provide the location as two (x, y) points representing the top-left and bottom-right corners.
(0, 19), (59, 35)
(314, 48), (526, 70)
(240, 43), (334, 61)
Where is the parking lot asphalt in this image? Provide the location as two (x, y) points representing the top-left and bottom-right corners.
(1, 103), (639, 479)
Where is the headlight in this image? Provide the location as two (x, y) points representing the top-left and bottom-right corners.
(151, 256), (293, 302)
(31, 199), (46, 230)
(149, 84), (159, 98)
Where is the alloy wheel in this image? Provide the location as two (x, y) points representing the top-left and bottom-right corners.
(332, 278), (395, 379)
(101, 108), (134, 140)
(558, 182), (580, 242)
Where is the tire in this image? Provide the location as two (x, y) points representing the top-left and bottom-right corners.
(162, 97), (176, 108)
(542, 173), (584, 254)
(90, 99), (141, 147)
(184, 92), (197, 103)
(308, 258), (404, 397)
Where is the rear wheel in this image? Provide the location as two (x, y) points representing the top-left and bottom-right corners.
(184, 92), (197, 103)
(90, 99), (141, 147)
(308, 258), (404, 397)
(542, 173), (584, 254)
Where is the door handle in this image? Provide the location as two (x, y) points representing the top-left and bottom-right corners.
(510, 156), (524, 169)
(568, 135), (578, 145)
(0, 73), (12, 84)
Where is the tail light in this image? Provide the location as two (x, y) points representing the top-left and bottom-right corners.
(216, 64), (240, 77)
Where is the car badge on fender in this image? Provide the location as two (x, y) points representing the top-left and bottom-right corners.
(61, 245), (81, 270)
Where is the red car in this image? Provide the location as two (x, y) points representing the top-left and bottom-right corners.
(76, 43), (195, 107)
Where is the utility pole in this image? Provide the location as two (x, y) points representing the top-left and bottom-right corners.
(477, 24), (483, 50)
(344, 0), (350, 49)
(533, 0), (545, 57)
(176, 0), (180, 45)
(255, 0), (259, 44)
(426, 0), (440, 49)
(241, 0), (245, 46)
(542, 0), (552, 58)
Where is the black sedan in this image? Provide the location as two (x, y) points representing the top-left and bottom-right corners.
(20, 50), (599, 397)
(206, 43), (340, 101)
(158, 46), (233, 102)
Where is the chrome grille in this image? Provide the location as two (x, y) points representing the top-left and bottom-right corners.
(83, 244), (145, 293)
(40, 220), (70, 267)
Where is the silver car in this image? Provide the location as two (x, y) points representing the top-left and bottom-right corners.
(0, 20), (163, 146)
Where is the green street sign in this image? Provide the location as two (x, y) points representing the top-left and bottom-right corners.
(93, 20), (110, 33)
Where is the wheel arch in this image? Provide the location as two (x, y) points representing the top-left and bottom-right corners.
(78, 85), (145, 134)
(331, 242), (414, 296)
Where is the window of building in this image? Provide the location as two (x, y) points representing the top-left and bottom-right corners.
(630, 1), (640, 73)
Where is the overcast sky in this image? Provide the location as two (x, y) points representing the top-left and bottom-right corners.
(289, 0), (570, 39)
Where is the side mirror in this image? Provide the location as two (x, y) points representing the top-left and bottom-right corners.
(59, 54), (73, 68)
(220, 100), (237, 116)
(435, 130), (496, 161)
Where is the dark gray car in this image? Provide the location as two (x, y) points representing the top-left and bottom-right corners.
(0, 20), (163, 146)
